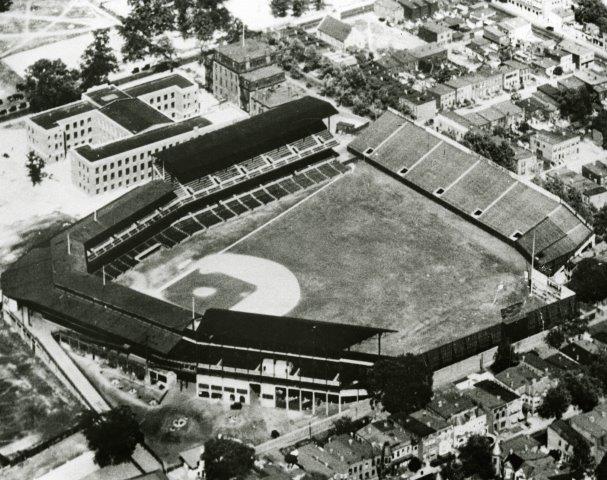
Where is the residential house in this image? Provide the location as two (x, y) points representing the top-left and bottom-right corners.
(402, 409), (454, 461)
(464, 380), (523, 433)
(582, 160), (607, 185)
(512, 146), (539, 177)
(561, 338), (605, 365)
(494, 363), (554, 414)
(570, 402), (607, 461)
(418, 22), (453, 45)
(446, 76), (474, 104)
(427, 388), (487, 447)
(401, 93), (438, 122)
(428, 83), (456, 110)
(356, 418), (419, 465)
(546, 48), (575, 74)
(557, 75), (585, 92)
(559, 39), (594, 70)
(498, 435), (557, 480)
(547, 419), (589, 462)
(484, 25), (510, 46)
(530, 131), (580, 166)
(316, 16), (366, 51)
(435, 111), (474, 140)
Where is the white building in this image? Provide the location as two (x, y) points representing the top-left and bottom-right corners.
(315, 16), (366, 51)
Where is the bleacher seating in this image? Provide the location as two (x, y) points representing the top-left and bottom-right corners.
(305, 169), (326, 183)
(293, 173), (314, 188)
(266, 146), (291, 162)
(163, 226), (188, 243)
(215, 166), (242, 184)
(318, 163), (340, 178)
(253, 190), (274, 204)
(279, 178), (302, 194)
(291, 136), (318, 152)
(240, 155), (268, 172)
(212, 205), (235, 221)
(176, 217), (203, 235)
(265, 183), (289, 199)
(316, 129), (333, 143)
(195, 210), (222, 228)
(225, 199), (248, 215)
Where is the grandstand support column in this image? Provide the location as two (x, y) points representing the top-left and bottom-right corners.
(377, 333), (382, 356)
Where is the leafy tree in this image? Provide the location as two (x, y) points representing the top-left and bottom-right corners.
(458, 435), (494, 480)
(314, 0), (323, 9)
(271, 0), (289, 16)
(558, 85), (597, 124)
(203, 438), (255, 480)
(537, 385), (571, 419)
(588, 353), (607, 393)
(463, 132), (516, 172)
(568, 258), (607, 303)
(592, 109), (607, 149)
(596, 453), (607, 480)
(575, 0), (607, 33)
(568, 437), (594, 480)
(537, 175), (595, 223)
(594, 204), (607, 240)
(292, 0), (306, 16)
(492, 337), (519, 373)
(18, 59), (81, 112)
(80, 29), (118, 91)
(0, 0), (12, 12)
(562, 373), (601, 412)
(545, 328), (565, 349)
(408, 457), (422, 472)
(81, 406), (143, 467)
(441, 458), (465, 480)
(190, 0), (232, 42)
(367, 354), (432, 416)
(332, 416), (353, 435)
(119, 0), (175, 62)
(26, 151), (46, 185)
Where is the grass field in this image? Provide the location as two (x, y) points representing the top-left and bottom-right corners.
(122, 162), (533, 356)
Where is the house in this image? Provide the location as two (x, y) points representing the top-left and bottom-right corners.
(464, 380), (523, 433)
(316, 16), (365, 51)
(408, 43), (449, 66)
(561, 338), (606, 365)
(356, 418), (419, 465)
(516, 97), (557, 122)
(427, 388), (487, 447)
(494, 363), (554, 414)
(583, 160), (607, 185)
(512, 147), (539, 177)
(484, 25), (510, 46)
(559, 39), (594, 70)
(546, 48), (575, 74)
(428, 83), (456, 110)
(401, 93), (438, 122)
(557, 75), (585, 92)
(497, 435), (557, 480)
(532, 57), (560, 77)
(375, 0), (407, 21)
(530, 131), (580, 166)
(446, 76), (474, 104)
(402, 409), (454, 461)
(435, 111), (474, 140)
(547, 419), (589, 462)
(497, 17), (532, 42)
(570, 402), (607, 460)
(492, 101), (525, 128)
(297, 434), (381, 480)
(418, 22), (453, 44)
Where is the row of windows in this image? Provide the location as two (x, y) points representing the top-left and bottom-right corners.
(95, 163), (152, 183)
(66, 127), (92, 140)
(65, 118), (92, 130)
(93, 173), (149, 194)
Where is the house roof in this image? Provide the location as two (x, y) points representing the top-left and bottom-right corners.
(99, 98), (172, 134)
(317, 15), (352, 43)
(549, 419), (588, 447)
(428, 388), (477, 420)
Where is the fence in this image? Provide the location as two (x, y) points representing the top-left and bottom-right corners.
(254, 399), (372, 455)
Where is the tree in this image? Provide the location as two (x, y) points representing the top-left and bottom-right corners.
(562, 373), (602, 412)
(292, 0), (306, 16)
(492, 337), (519, 373)
(538, 385), (571, 419)
(588, 353), (607, 393)
(568, 258), (607, 304)
(314, 0), (323, 9)
(203, 438), (255, 480)
(592, 109), (607, 149)
(463, 132), (517, 172)
(408, 457), (422, 472)
(558, 86), (596, 124)
(25, 151), (46, 186)
(441, 458), (465, 480)
(18, 59), (80, 112)
(458, 435), (494, 480)
(596, 453), (607, 480)
(366, 354), (433, 415)
(0, 0), (12, 12)
(271, 0), (289, 16)
(81, 406), (143, 467)
(332, 416), (353, 435)
(536, 175), (595, 223)
(80, 29), (118, 91)
(568, 438), (594, 480)
(594, 204), (607, 240)
(545, 328), (565, 349)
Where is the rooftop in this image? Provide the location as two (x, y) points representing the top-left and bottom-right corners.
(317, 15), (352, 43)
(84, 85), (131, 107)
(215, 38), (275, 64)
(240, 64), (285, 83)
(467, 380), (519, 409)
(123, 73), (194, 97)
(99, 98), (172, 134)
(428, 389), (477, 420)
(357, 418), (415, 447)
(30, 100), (96, 130)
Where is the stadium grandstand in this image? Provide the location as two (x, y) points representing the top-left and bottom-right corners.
(348, 110), (594, 275)
(2, 96), (382, 412)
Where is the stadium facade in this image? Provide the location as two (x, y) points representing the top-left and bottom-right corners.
(3, 96), (386, 413)
(1, 101), (592, 411)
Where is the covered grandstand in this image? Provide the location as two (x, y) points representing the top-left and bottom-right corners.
(348, 110), (594, 275)
(1, 96), (382, 411)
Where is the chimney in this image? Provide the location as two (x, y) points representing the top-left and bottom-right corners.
(349, 438), (353, 445)
(438, 400), (443, 407)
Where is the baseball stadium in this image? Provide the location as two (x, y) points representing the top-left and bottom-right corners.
(0, 99), (591, 413)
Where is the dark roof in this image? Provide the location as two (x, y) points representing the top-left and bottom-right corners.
(549, 419), (588, 447)
(196, 309), (393, 356)
(123, 73), (195, 97)
(400, 415), (436, 438)
(215, 38), (275, 64)
(30, 101), (96, 130)
(545, 352), (580, 371)
(84, 85), (131, 107)
(475, 380), (519, 402)
(157, 96), (337, 184)
(241, 65), (285, 83)
(318, 16), (352, 43)
(99, 98), (172, 134)
(428, 389), (477, 419)
(75, 116), (211, 162)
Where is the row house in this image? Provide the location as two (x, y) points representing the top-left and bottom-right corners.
(530, 131), (580, 166)
(401, 409), (454, 461)
(464, 380), (523, 434)
(494, 363), (554, 414)
(356, 418), (419, 466)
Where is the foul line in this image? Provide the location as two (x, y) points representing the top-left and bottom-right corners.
(155, 175), (344, 293)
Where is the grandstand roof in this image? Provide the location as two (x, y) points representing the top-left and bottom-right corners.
(99, 98), (172, 134)
(75, 116), (212, 162)
(348, 111), (593, 274)
(156, 96), (337, 184)
(196, 309), (394, 356)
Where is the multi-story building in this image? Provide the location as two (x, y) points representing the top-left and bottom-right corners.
(560, 39), (594, 70)
(427, 389), (487, 447)
(69, 116), (213, 195)
(401, 93), (437, 122)
(464, 380), (522, 433)
(428, 84), (456, 110)
(356, 418), (418, 465)
(249, 83), (306, 116)
(582, 160), (607, 185)
(402, 409), (454, 461)
(418, 22), (453, 44)
(212, 38), (285, 112)
(315, 15), (366, 51)
(530, 131), (580, 166)
(494, 363), (554, 414)
(547, 419), (589, 462)
(374, 0), (438, 22)
(570, 402), (607, 460)
(25, 72), (199, 164)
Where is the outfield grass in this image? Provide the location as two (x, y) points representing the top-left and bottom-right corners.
(123, 162), (532, 356)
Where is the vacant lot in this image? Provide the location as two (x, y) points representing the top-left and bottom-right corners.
(0, 328), (82, 455)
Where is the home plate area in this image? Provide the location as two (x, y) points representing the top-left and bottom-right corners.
(161, 252), (302, 316)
